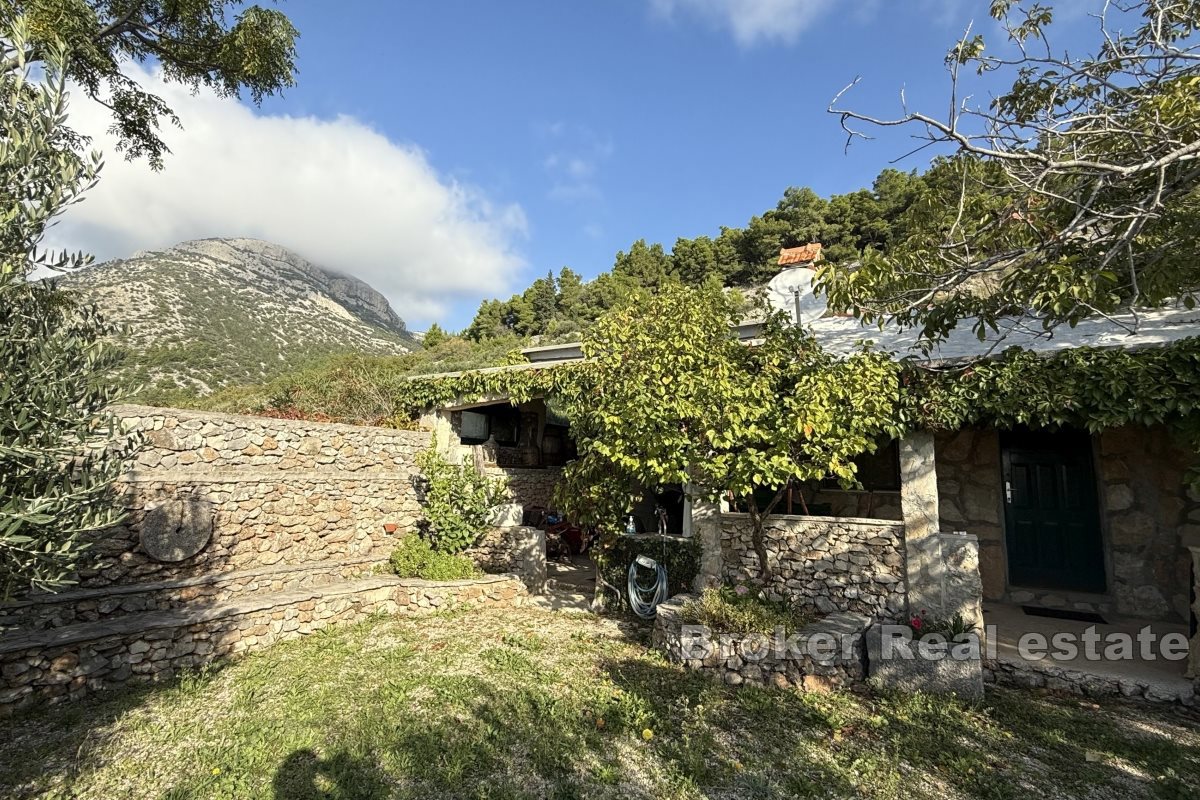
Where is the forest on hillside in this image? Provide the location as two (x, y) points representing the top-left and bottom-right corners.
(458, 162), (952, 344)
(186, 158), (978, 423)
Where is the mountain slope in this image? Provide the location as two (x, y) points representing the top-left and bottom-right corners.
(56, 238), (416, 397)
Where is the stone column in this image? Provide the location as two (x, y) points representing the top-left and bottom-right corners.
(900, 431), (940, 543)
(938, 533), (984, 633)
(900, 431), (942, 615)
(692, 496), (723, 592)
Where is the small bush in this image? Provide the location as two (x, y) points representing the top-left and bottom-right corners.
(680, 586), (813, 635)
(593, 534), (700, 602)
(388, 535), (481, 581)
(416, 447), (507, 553)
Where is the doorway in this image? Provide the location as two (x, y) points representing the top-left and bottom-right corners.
(1001, 428), (1106, 594)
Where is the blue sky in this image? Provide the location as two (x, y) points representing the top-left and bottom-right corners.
(58, 0), (1101, 330)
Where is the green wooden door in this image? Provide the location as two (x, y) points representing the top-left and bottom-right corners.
(1001, 429), (1106, 593)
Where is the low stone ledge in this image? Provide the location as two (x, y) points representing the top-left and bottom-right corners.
(984, 657), (1196, 706)
(0, 556), (384, 632)
(652, 594), (870, 691)
(120, 470), (421, 483)
(0, 574), (526, 712)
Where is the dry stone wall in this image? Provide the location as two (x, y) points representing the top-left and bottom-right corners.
(81, 405), (429, 589)
(466, 526), (547, 593)
(720, 514), (906, 620)
(1, 574), (526, 712)
(487, 467), (562, 512)
(654, 596), (869, 691)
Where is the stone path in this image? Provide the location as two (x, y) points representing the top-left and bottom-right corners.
(529, 555), (597, 613)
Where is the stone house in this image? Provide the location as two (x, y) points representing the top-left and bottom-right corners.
(438, 289), (1200, 702)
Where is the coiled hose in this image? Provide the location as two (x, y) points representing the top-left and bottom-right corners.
(627, 554), (669, 619)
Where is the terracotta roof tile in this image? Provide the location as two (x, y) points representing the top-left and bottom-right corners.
(778, 243), (823, 266)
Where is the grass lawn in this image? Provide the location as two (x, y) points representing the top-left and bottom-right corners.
(2, 606), (1198, 799)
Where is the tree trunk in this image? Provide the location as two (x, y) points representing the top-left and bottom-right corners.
(746, 501), (772, 584)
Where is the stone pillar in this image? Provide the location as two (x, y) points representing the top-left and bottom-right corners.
(900, 431), (942, 615)
(1189, 546), (1200, 681)
(938, 533), (984, 633)
(693, 496), (723, 592)
(515, 526), (547, 595)
(900, 431), (940, 543)
(420, 409), (459, 461)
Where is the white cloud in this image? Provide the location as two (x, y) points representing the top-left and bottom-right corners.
(649, 0), (837, 46)
(48, 64), (528, 326)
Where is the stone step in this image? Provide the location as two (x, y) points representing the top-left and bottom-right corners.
(0, 557), (384, 633)
(1, 573), (526, 711)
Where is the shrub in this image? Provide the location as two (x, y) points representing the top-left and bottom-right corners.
(593, 535), (700, 603)
(387, 535), (481, 581)
(906, 609), (977, 642)
(416, 447), (507, 553)
(680, 586), (813, 635)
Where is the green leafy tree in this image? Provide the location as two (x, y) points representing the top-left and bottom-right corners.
(1, 19), (138, 599)
(556, 285), (904, 581)
(613, 239), (676, 289)
(415, 448), (507, 554)
(465, 299), (508, 342)
(555, 267), (585, 316)
(825, 0), (1200, 342)
(7, 0), (300, 168)
(523, 271), (558, 334)
(422, 323), (449, 349)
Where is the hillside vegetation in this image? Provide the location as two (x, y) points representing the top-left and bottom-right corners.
(56, 238), (416, 403)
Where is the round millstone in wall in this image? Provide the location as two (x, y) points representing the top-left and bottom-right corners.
(141, 498), (214, 562)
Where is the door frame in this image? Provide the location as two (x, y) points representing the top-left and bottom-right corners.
(999, 427), (1110, 596)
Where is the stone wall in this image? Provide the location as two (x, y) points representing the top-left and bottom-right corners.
(0, 405), (545, 710)
(1097, 425), (1198, 621)
(720, 514), (906, 620)
(653, 595), (869, 691)
(0, 574), (526, 712)
(934, 424), (1198, 622)
(487, 467), (563, 512)
(984, 655), (1195, 705)
(71, 405), (429, 590)
(466, 526), (547, 593)
(934, 428), (1006, 602)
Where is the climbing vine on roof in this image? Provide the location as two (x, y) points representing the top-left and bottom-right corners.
(909, 336), (1200, 435)
(399, 320), (1200, 490)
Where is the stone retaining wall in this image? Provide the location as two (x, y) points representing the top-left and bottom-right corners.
(0, 574), (526, 712)
(123, 405), (424, 473)
(653, 595), (869, 691)
(75, 405), (430, 590)
(0, 557), (378, 633)
(720, 514), (906, 620)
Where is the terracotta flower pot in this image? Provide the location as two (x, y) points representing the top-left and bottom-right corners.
(383, 523), (398, 534)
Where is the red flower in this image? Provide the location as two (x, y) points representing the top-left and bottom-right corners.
(910, 617), (923, 630)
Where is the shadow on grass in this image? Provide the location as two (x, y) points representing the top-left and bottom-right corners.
(272, 748), (392, 800)
(0, 662), (232, 800)
(600, 655), (1200, 799)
